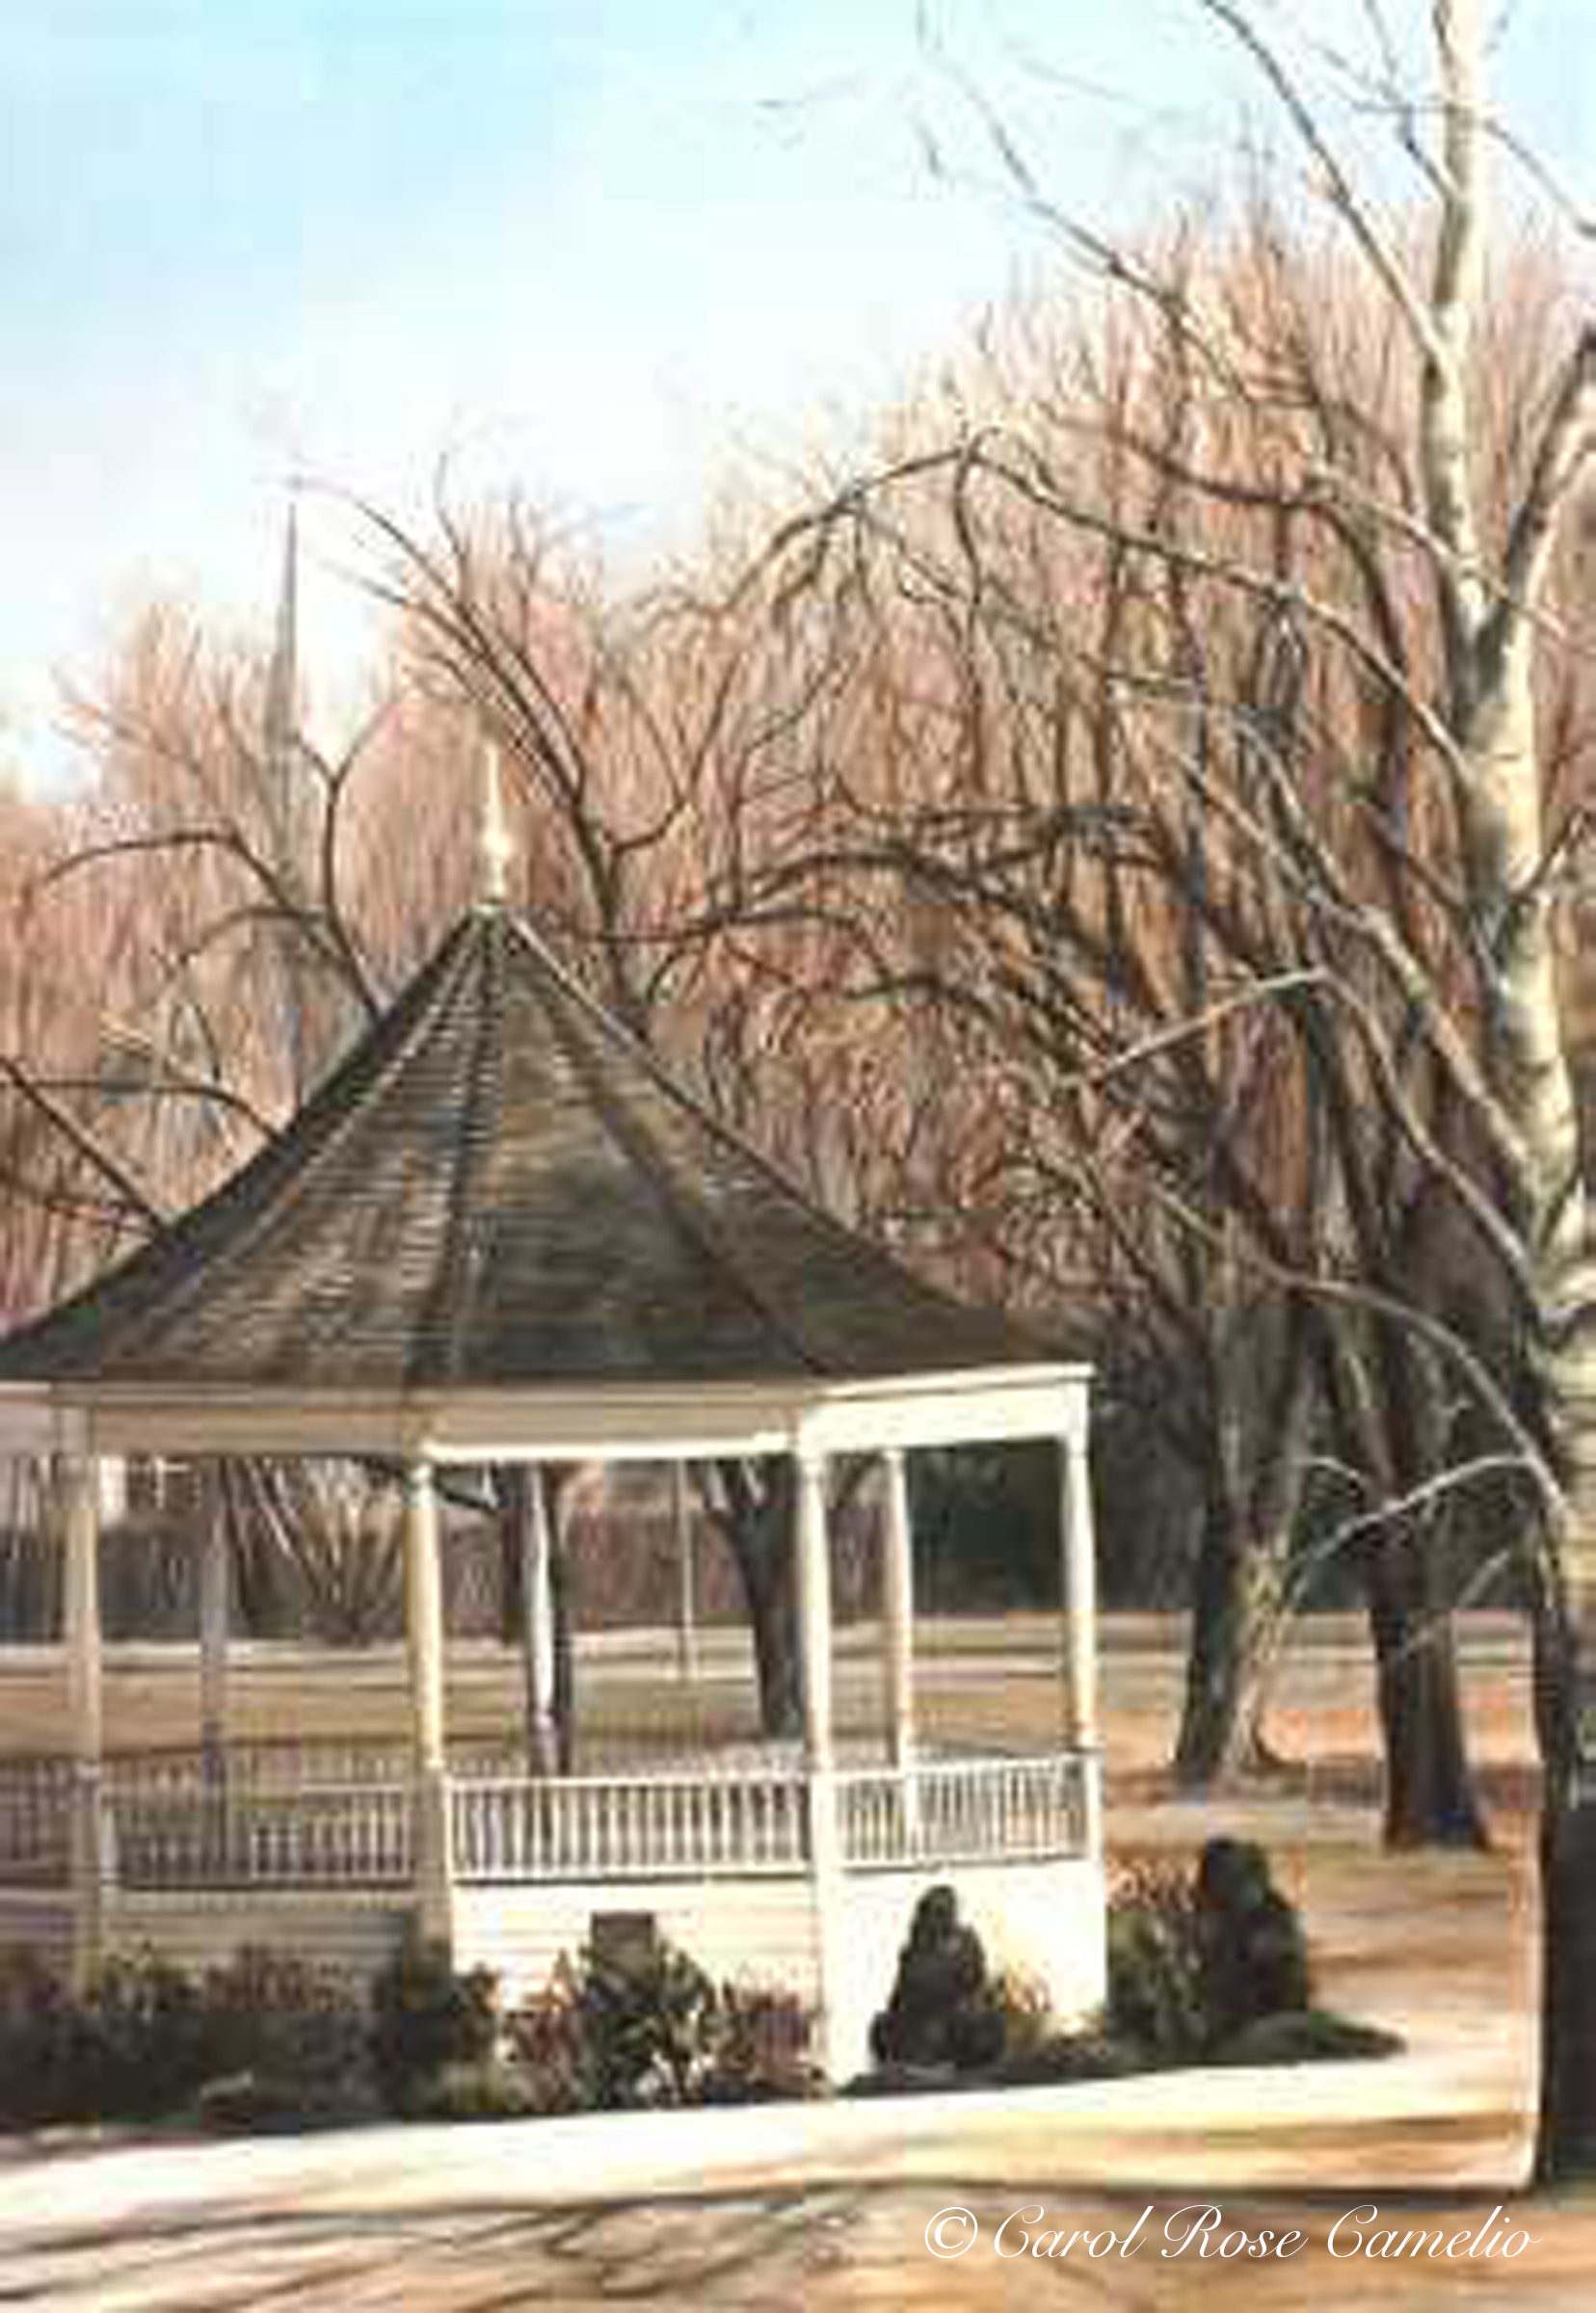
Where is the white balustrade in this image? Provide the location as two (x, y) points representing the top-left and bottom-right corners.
(0, 1756), (73, 1882)
(449, 1768), (811, 1882)
(102, 1734), (515, 1803)
(2, 1741), (1095, 1892)
(837, 1752), (1090, 1868)
(112, 1782), (412, 1890)
(450, 1753), (1090, 1883)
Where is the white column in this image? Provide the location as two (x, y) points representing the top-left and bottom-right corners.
(673, 1461), (700, 1684)
(796, 1452), (835, 1771)
(63, 1452), (108, 1984)
(198, 1470), (230, 1782)
(519, 1467), (559, 1777)
(96, 1456), (127, 1529)
(796, 1450), (851, 2082)
(405, 1458), (447, 1772)
(1059, 1424), (1104, 1863)
(880, 1449), (915, 1768)
(404, 1457), (453, 1941)
(1059, 1431), (1100, 1745)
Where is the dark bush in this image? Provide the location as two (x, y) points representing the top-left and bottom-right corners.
(575, 1936), (717, 2109)
(503, 1957), (589, 2115)
(1105, 1902), (1209, 2063)
(0, 1942), (377, 2131)
(700, 1983), (816, 2104)
(859, 1842), (1396, 2101)
(1196, 1837), (1310, 2041)
(196, 1947), (372, 2120)
(504, 1950), (816, 2114)
(998, 2027), (1151, 2086)
(402, 2059), (540, 2121)
(76, 1949), (211, 2120)
(846, 2059), (968, 2096)
(192, 2068), (364, 2134)
(368, 1934), (500, 2115)
(868, 1885), (1005, 2075)
(0, 1937), (520, 2135)
(0, 1946), (80, 2126)
(0, 1944), (370, 2130)
(994, 1969), (1054, 2069)
(1104, 1840), (1393, 2070)
(1212, 2008), (1401, 2066)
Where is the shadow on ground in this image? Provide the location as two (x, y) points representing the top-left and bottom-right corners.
(6, 2178), (1596, 2313)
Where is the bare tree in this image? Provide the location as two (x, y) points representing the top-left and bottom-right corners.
(6, 595), (440, 1637)
(685, 211), (1533, 1824)
(365, 491), (911, 1735)
(717, 0), (1596, 2163)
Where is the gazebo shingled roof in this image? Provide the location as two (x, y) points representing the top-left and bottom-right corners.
(0, 905), (1046, 1393)
(0, 885), (1104, 2084)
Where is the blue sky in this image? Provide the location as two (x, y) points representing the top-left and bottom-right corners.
(3, 1), (1591, 780)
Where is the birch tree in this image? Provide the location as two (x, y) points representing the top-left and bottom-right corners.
(1190, 0), (1596, 2167)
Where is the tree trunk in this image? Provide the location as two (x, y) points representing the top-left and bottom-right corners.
(1173, 1337), (1310, 1789)
(738, 1518), (803, 1739)
(697, 1459), (803, 1739)
(1173, 1492), (1287, 1787)
(496, 1466), (574, 1771)
(1455, 659), (1596, 2166)
(1541, 1789), (1596, 2169)
(550, 1507), (575, 1772)
(1364, 1531), (1487, 1848)
(1537, 1583), (1596, 2168)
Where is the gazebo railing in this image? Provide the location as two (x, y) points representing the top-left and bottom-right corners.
(0, 1746), (1097, 1893)
(449, 1751), (1094, 1883)
(450, 1766), (811, 1880)
(836, 1751), (1089, 1868)
(113, 1782), (413, 1891)
(0, 1756), (73, 1885)
(103, 1736), (519, 1804)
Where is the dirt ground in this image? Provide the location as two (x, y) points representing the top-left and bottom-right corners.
(0, 1612), (1581, 2308)
(4, 2169), (1594, 2312)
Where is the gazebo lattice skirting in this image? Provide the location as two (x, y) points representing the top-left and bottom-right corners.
(0, 890), (1105, 2082)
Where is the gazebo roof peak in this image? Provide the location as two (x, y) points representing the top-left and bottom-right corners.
(0, 901), (1051, 1398)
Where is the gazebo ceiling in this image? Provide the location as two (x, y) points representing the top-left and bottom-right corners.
(0, 905), (1051, 1400)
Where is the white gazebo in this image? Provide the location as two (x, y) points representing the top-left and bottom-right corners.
(0, 882), (1103, 2083)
